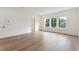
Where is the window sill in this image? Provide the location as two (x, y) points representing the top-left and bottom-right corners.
(45, 27), (67, 30)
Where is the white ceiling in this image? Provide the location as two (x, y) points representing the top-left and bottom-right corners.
(23, 7), (73, 15)
(1, 7), (74, 15)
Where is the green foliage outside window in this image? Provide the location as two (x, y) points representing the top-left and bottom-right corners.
(59, 17), (66, 28)
(45, 19), (49, 27)
(51, 18), (57, 27)
(45, 16), (66, 28)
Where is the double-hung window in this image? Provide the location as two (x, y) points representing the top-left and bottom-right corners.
(59, 16), (66, 28)
(45, 19), (50, 27)
(51, 18), (57, 27)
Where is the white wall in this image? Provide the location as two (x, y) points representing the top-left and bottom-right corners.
(41, 8), (78, 36)
(0, 7), (78, 38)
(0, 8), (32, 38)
(78, 8), (79, 37)
(35, 16), (40, 31)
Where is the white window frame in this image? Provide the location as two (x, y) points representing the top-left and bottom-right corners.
(58, 16), (67, 29)
(44, 18), (50, 28)
(44, 16), (67, 29)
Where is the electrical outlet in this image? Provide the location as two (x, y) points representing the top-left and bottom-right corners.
(2, 26), (6, 28)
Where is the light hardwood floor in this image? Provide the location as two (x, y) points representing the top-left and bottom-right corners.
(0, 31), (79, 51)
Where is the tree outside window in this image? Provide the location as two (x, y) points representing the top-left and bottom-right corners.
(45, 19), (50, 27)
(51, 18), (57, 27)
(45, 16), (66, 28)
(59, 16), (66, 28)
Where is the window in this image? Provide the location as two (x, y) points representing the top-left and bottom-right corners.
(45, 16), (66, 28)
(45, 19), (50, 27)
(59, 16), (66, 28)
(51, 18), (57, 27)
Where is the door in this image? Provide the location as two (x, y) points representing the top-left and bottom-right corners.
(32, 16), (35, 32)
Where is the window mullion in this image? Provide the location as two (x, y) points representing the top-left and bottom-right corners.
(50, 18), (51, 28)
(56, 18), (59, 28)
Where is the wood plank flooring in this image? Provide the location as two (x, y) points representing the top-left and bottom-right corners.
(0, 31), (79, 51)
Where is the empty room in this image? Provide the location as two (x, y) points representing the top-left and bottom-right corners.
(0, 7), (79, 51)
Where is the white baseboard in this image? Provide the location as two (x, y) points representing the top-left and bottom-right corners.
(0, 31), (31, 39)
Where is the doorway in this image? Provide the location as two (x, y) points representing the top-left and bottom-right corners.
(31, 16), (35, 32)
